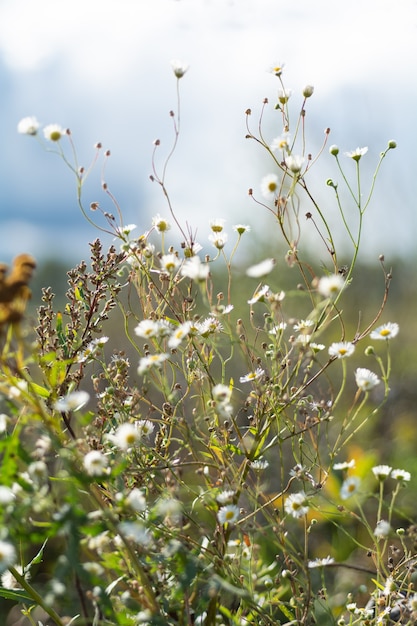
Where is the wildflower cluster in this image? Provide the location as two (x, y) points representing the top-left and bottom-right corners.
(0, 64), (409, 626)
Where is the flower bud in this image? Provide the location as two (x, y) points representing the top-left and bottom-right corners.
(329, 145), (339, 156)
(303, 85), (314, 98)
(170, 59), (189, 78)
(388, 140), (397, 149)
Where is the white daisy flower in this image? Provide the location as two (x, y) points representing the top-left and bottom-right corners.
(284, 492), (309, 519)
(310, 342), (325, 352)
(126, 488), (147, 512)
(293, 319), (314, 332)
(210, 218), (225, 233)
(170, 59), (189, 78)
(277, 88), (292, 104)
(246, 258), (275, 278)
(152, 214), (171, 233)
(251, 458), (269, 471)
(285, 155), (304, 173)
(270, 133), (290, 152)
(370, 322), (399, 340)
(372, 465), (392, 481)
(317, 274), (345, 298)
(28, 461), (48, 482)
(160, 253), (180, 273)
(0, 486), (15, 505)
(17, 116), (40, 135)
(197, 317), (223, 336)
(212, 384), (232, 405)
(43, 123), (65, 141)
(168, 321), (192, 349)
(83, 450), (109, 477)
(155, 498), (182, 524)
(239, 368), (264, 383)
(137, 420), (155, 438)
(260, 173), (279, 199)
(269, 322), (287, 335)
(134, 319), (160, 339)
(134, 319), (172, 339)
(91, 336), (109, 348)
(181, 256), (210, 281)
(270, 62), (285, 76)
(214, 303), (234, 315)
(295, 335), (311, 347)
(77, 336), (109, 362)
(118, 522), (152, 546)
(208, 232), (228, 249)
(54, 390), (90, 412)
(308, 556), (334, 568)
(247, 284), (270, 304)
(391, 469), (411, 482)
(383, 575), (396, 596)
(355, 368), (380, 391)
(374, 520), (391, 539)
(115, 223), (137, 237)
(138, 353), (169, 375)
(217, 504), (240, 525)
(340, 476), (360, 500)
(233, 224), (250, 235)
(344, 146), (368, 161)
(1, 565), (29, 589)
(108, 423), (140, 451)
(328, 341), (355, 359)
(333, 459), (356, 471)
(216, 490), (236, 505)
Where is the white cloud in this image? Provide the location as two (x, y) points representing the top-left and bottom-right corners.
(1, 0), (416, 84)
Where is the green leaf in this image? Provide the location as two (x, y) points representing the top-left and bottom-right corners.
(27, 539), (48, 568)
(0, 587), (33, 602)
(279, 603), (295, 621)
(28, 382), (51, 399)
(39, 352), (73, 387)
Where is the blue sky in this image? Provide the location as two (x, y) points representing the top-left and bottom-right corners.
(1, 0), (416, 264)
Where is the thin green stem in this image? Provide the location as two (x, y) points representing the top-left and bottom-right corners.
(8, 567), (65, 626)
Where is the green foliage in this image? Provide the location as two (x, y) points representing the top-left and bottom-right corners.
(0, 65), (414, 626)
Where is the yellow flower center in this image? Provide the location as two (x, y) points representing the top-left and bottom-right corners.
(50, 131), (62, 141)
